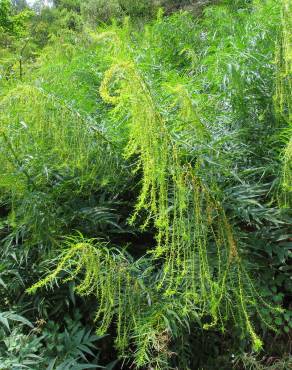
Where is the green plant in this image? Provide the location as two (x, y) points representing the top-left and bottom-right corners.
(28, 2), (288, 362)
(0, 310), (112, 370)
(234, 353), (292, 370)
(41, 311), (105, 369)
(275, 0), (292, 207)
(81, 0), (122, 24)
(1, 0), (291, 369)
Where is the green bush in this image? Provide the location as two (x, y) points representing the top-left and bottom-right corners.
(81, 0), (122, 24)
(0, 310), (111, 369)
(0, 0), (291, 369)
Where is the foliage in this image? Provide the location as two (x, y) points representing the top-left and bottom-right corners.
(0, 0), (32, 36)
(0, 310), (109, 369)
(80, 0), (218, 25)
(234, 353), (292, 370)
(0, 0), (291, 369)
(0, 0), (34, 83)
(0, 83), (125, 246)
(275, 0), (292, 206)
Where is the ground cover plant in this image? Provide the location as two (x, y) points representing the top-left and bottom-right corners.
(0, 0), (291, 369)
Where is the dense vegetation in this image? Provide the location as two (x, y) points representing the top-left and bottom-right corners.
(0, 0), (291, 369)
